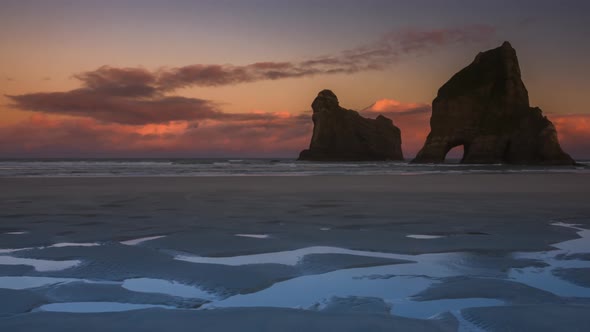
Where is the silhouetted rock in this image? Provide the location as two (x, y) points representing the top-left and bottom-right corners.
(413, 42), (574, 165)
(298, 90), (403, 161)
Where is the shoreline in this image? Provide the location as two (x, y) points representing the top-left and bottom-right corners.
(2, 173), (590, 330)
(2, 173), (590, 192)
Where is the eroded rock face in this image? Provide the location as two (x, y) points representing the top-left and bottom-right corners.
(298, 90), (403, 161)
(413, 42), (574, 165)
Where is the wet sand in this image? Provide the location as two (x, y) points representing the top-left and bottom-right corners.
(1, 174), (590, 331)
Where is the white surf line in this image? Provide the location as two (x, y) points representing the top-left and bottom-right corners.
(36, 302), (175, 313)
(48, 242), (101, 248)
(120, 235), (166, 246)
(319, 227), (331, 231)
(235, 234), (270, 239)
(550, 221), (585, 231)
(0, 242), (100, 254)
(0, 247), (35, 254)
(0, 256), (81, 272)
(175, 246), (418, 266)
(406, 235), (445, 239)
(3, 231), (28, 235)
(0, 276), (118, 290)
(0, 276), (82, 289)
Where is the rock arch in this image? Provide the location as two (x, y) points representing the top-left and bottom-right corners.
(412, 42), (573, 165)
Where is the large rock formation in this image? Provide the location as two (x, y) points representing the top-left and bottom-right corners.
(413, 42), (574, 165)
(299, 90), (403, 161)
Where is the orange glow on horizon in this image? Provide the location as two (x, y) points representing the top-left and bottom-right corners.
(1, 101), (589, 158)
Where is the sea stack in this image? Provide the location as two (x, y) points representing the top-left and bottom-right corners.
(413, 42), (574, 165)
(298, 90), (403, 161)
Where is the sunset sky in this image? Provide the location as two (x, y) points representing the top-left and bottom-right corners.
(1, 0), (589, 158)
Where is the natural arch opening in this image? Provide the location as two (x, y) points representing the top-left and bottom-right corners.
(444, 145), (465, 163)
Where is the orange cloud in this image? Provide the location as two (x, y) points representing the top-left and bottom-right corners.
(367, 99), (429, 113)
(0, 113), (311, 158)
(362, 100), (590, 159)
(361, 98), (432, 157)
(549, 113), (590, 159)
(135, 122), (189, 136)
(1, 105), (588, 159)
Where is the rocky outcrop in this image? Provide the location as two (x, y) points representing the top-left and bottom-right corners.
(413, 42), (574, 165)
(299, 90), (403, 161)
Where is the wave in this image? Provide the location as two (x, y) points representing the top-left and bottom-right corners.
(1, 159), (589, 177)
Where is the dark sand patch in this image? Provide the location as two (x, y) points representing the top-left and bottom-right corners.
(318, 296), (392, 314)
(0, 289), (47, 316)
(462, 304), (590, 332)
(411, 277), (560, 304)
(553, 268), (590, 288)
(42, 282), (207, 309)
(299, 254), (411, 274)
(557, 253), (590, 261)
(0, 265), (35, 275)
(0, 307), (457, 332)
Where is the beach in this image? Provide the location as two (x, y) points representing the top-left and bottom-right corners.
(1, 174), (590, 331)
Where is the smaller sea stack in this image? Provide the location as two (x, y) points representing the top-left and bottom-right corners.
(298, 90), (403, 161)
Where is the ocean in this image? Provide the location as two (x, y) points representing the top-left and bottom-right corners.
(0, 159), (588, 177)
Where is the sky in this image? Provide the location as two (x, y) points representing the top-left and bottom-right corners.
(1, 0), (589, 158)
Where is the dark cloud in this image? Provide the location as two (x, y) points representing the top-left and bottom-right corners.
(7, 90), (222, 125)
(74, 66), (159, 97)
(155, 62), (317, 91)
(6, 25), (495, 126)
(27, 24), (496, 96)
(6, 89), (306, 125)
(153, 25), (495, 90)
